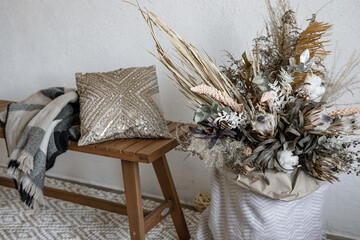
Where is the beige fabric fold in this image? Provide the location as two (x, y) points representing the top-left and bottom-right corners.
(218, 167), (324, 201)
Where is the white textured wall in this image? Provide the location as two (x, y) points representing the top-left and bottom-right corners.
(0, 0), (360, 238)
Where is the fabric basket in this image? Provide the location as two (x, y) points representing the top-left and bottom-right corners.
(196, 168), (328, 240)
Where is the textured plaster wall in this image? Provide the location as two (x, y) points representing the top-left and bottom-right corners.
(0, 0), (359, 238)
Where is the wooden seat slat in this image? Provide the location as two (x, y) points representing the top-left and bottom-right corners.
(136, 139), (178, 162)
(94, 139), (126, 151)
(69, 140), (96, 150)
(167, 122), (178, 133)
(122, 122), (178, 156)
(0, 103), (7, 110)
(135, 122), (181, 161)
(108, 138), (143, 153)
(0, 101), (12, 112)
(123, 139), (158, 156)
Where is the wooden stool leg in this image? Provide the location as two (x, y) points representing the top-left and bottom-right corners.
(153, 156), (190, 240)
(121, 160), (145, 240)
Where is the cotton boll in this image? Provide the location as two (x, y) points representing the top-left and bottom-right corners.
(305, 74), (322, 87)
(308, 85), (325, 100)
(275, 150), (299, 173)
(304, 74), (325, 100)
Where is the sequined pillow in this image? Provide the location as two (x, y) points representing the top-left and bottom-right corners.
(76, 66), (172, 146)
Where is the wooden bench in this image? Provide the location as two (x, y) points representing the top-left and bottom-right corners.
(0, 100), (190, 240)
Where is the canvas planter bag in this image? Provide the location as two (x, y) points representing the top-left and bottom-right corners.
(196, 168), (328, 240)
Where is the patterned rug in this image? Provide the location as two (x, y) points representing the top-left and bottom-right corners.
(0, 167), (200, 240)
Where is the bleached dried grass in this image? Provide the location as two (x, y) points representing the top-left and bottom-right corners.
(126, 1), (246, 111)
(322, 51), (360, 104)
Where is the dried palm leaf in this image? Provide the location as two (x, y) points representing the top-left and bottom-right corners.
(294, 22), (332, 61)
(292, 22), (332, 90)
(129, 2), (248, 113)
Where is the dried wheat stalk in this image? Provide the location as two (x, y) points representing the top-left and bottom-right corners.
(329, 107), (360, 117)
(191, 85), (245, 113)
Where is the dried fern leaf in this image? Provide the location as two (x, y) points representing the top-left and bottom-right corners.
(294, 22), (332, 60)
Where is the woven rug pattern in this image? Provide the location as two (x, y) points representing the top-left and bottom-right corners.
(0, 167), (200, 240)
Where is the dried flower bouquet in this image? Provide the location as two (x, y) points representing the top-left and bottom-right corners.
(133, 0), (360, 184)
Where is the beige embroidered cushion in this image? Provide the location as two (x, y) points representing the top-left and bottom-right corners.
(76, 65), (171, 146)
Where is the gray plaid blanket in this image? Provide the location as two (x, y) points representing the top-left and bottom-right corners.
(0, 87), (80, 208)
